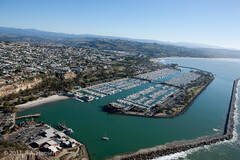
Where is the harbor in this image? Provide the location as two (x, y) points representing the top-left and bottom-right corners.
(70, 67), (197, 107)
(14, 64), (215, 159)
(135, 68), (180, 82)
(72, 78), (148, 102)
(115, 84), (179, 109)
(104, 67), (214, 118)
(107, 78), (240, 160)
(16, 58), (240, 160)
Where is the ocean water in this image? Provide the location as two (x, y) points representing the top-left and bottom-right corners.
(18, 58), (240, 160)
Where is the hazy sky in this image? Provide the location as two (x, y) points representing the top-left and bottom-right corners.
(0, 0), (239, 49)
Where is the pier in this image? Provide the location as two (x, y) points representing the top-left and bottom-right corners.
(16, 113), (41, 120)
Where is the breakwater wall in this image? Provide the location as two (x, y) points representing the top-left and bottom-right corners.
(224, 78), (239, 137)
(107, 79), (239, 160)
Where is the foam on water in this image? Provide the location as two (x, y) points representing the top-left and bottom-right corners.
(151, 146), (208, 160)
(152, 81), (240, 160)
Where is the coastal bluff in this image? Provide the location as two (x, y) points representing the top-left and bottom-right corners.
(0, 77), (42, 98)
(107, 78), (239, 160)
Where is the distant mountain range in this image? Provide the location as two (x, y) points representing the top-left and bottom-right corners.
(0, 26), (226, 48)
(0, 26), (240, 58)
(0, 26), (126, 40)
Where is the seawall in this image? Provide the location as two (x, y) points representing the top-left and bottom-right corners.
(107, 78), (239, 160)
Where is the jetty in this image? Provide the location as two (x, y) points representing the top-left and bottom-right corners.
(107, 78), (239, 160)
(16, 113), (41, 120)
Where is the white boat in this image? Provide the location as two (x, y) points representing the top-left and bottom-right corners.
(101, 136), (110, 141)
(213, 128), (220, 132)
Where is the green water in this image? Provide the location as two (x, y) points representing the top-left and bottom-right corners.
(18, 58), (240, 160)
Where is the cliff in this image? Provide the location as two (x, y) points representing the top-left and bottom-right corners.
(0, 78), (42, 98)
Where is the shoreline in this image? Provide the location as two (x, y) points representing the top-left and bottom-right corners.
(16, 95), (69, 112)
(106, 78), (239, 160)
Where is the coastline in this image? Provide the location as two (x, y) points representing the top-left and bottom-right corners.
(16, 95), (69, 111)
(16, 78), (128, 112)
(106, 78), (239, 160)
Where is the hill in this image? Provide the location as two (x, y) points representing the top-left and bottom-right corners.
(0, 26), (240, 58)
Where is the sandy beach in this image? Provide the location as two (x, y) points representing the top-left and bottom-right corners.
(16, 95), (69, 111)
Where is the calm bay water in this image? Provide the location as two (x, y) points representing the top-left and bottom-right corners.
(18, 58), (240, 160)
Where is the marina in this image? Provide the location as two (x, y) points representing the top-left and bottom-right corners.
(165, 71), (201, 87)
(115, 84), (179, 109)
(17, 58), (240, 160)
(71, 67), (197, 106)
(135, 68), (180, 82)
(0, 1), (239, 160)
(73, 78), (148, 102)
(104, 66), (213, 118)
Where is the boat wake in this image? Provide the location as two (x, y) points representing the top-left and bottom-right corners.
(152, 81), (240, 160)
